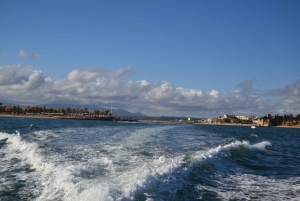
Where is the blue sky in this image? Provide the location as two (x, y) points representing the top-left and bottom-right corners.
(1, 1), (300, 117)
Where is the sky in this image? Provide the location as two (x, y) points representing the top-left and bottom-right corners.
(1, 0), (300, 117)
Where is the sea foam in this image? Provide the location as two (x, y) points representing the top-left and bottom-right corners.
(0, 129), (276, 201)
(0, 131), (113, 201)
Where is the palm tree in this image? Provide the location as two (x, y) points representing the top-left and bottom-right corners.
(93, 109), (100, 116)
(66, 107), (72, 114)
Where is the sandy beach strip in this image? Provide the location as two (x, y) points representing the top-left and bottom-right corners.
(0, 114), (55, 119)
(275, 125), (300, 129)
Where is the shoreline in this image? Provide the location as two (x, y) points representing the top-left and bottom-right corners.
(0, 114), (114, 121)
(197, 122), (300, 128)
(0, 114), (55, 119)
(1, 114), (299, 128)
(196, 122), (250, 127)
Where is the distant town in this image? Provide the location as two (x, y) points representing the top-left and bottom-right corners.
(0, 103), (300, 127)
(205, 114), (300, 127)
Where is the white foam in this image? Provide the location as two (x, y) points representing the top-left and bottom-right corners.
(0, 128), (277, 201)
(30, 130), (61, 142)
(1, 125), (184, 200)
(0, 131), (112, 201)
(115, 154), (184, 198)
(197, 174), (300, 200)
(56, 137), (271, 200)
(92, 126), (185, 199)
(191, 140), (271, 161)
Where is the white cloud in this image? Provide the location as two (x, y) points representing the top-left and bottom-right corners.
(19, 50), (28, 57)
(18, 50), (40, 58)
(1, 66), (47, 90)
(136, 80), (149, 86)
(66, 68), (101, 82)
(209, 89), (219, 97)
(0, 65), (297, 117)
(143, 81), (176, 101)
(270, 79), (300, 114)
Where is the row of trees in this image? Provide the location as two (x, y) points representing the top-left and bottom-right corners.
(92, 109), (110, 116)
(45, 107), (112, 116)
(0, 104), (112, 117)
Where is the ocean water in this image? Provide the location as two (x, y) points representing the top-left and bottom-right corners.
(0, 117), (299, 201)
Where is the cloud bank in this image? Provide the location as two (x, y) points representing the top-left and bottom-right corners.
(0, 65), (298, 117)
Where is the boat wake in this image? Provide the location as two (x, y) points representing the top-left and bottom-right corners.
(1, 129), (299, 201)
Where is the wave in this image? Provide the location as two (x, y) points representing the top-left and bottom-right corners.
(96, 139), (274, 200)
(138, 140), (274, 200)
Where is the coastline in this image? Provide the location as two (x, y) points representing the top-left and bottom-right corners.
(0, 114), (114, 121)
(275, 125), (300, 129)
(1, 114), (299, 128)
(0, 114), (55, 119)
(196, 123), (251, 127)
(196, 122), (300, 128)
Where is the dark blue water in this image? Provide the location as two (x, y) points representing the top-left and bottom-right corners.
(0, 116), (299, 200)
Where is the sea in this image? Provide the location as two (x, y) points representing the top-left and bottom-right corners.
(0, 116), (299, 201)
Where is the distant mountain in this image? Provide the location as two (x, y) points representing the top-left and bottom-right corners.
(112, 108), (147, 117)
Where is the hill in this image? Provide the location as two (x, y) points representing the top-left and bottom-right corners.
(112, 108), (147, 117)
